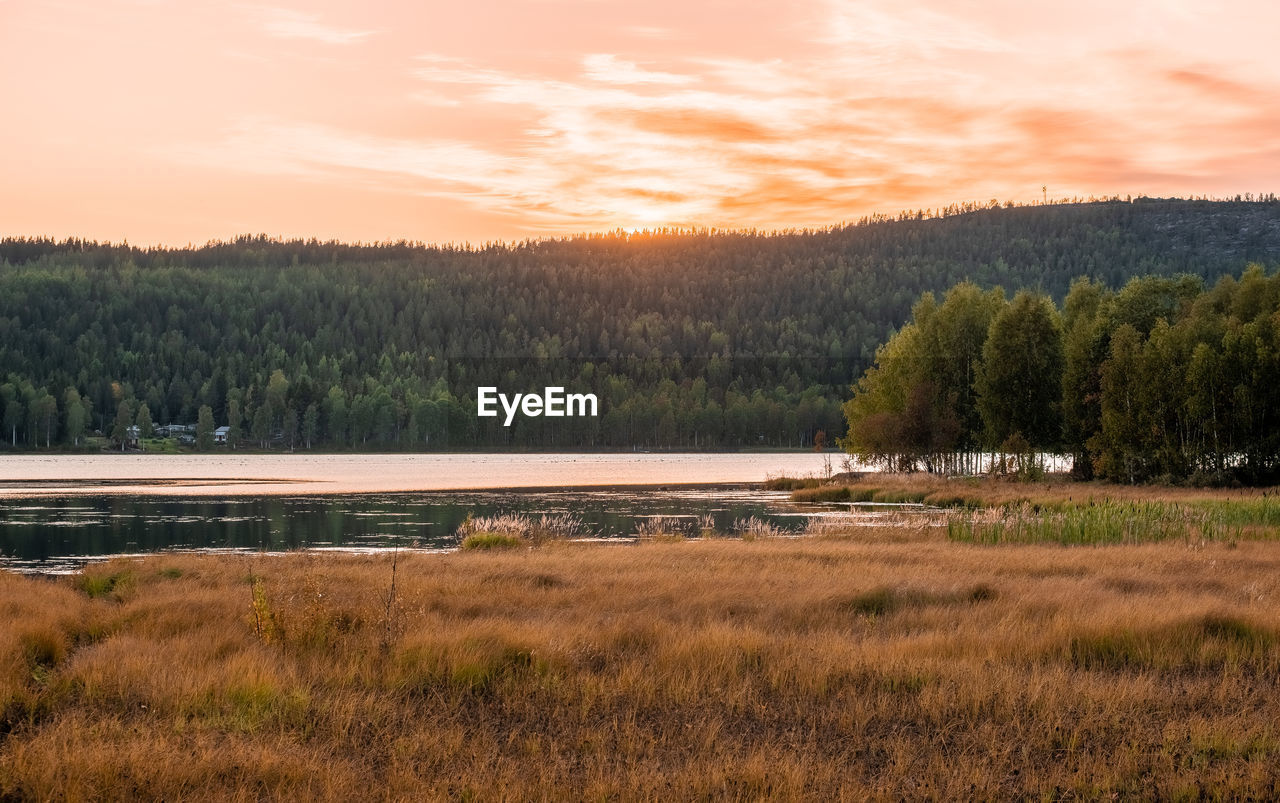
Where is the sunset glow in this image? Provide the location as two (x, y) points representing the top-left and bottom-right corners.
(3, 0), (1279, 245)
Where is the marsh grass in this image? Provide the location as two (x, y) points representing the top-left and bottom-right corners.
(633, 515), (688, 540)
(6, 539), (1280, 798)
(460, 533), (525, 550)
(457, 512), (585, 549)
(1062, 613), (1279, 673)
(793, 475), (1280, 545)
(791, 485), (879, 503)
(74, 566), (136, 601)
(832, 583), (1000, 617)
(762, 474), (822, 491)
(733, 516), (783, 540)
(793, 473), (1280, 510)
(945, 500), (1276, 545)
(950, 501), (1198, 545)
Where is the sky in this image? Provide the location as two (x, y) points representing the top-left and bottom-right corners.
(3, 0), (1279, 246)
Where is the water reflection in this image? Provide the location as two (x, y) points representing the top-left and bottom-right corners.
(1, 489), (876, 573)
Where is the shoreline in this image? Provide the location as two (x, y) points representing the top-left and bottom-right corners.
(0, 478), (773, 499)
(0, 452), (839, 499)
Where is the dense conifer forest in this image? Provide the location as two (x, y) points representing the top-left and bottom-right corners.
(2, 197), (1278, 452)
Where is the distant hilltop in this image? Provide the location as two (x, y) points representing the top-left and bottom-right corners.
(1, 197), (1277, 452)
(5, 195), (1280, 269)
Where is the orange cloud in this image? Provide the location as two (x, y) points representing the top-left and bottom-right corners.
(613, 108), (786, 143)
(2, 0), (1279, 245)
(1165, 68), (1266, 105)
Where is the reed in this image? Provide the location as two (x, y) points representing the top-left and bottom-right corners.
(633, 515), (688, 539)
(733, 515), (783, 540)
(762, 474), (822, 491)
(791, 473), (1280, 510)
(950, 500), (1228, 545)
(456, 512), (585, 548)
(790, 475), (1280, 545)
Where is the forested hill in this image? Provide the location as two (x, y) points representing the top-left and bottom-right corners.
(2, 197), (1279, 451)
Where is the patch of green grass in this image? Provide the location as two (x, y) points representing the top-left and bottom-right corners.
(876, 671), (935, 694)
(837, 587), (902, 616)
(763, 475), (821, 491)
(450, 640), (541, 692)
(1066, 615), (1277, 672)
(192, 682), (311, 733)
(1191, 498), (1280, 528)
(19, 628), (67, 675)
(834, 584), (999, 618)
(791, 486), (877, 503)
(138, 437), (184, 454)
(922, 493), (982, 509)
(870, 490), (928, 504)
(397, 636), (548, 696)
(945, 500), (1268, 545)
(75, 568), (135, 600)
(461, 533), (524, 551)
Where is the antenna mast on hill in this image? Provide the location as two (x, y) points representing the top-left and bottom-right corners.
(1042, 185), (1047, 205)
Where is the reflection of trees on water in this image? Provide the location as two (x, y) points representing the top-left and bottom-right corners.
(0, 492), (809, 568)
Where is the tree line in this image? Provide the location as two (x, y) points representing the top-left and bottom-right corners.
(1, 197), (1277, 452)
(839, 265), (1280, 483)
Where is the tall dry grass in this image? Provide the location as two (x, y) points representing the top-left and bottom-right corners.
(458, 512), (585, 549)
(4, 533), (1280, 798)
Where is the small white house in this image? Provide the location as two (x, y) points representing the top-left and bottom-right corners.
(214, 426), (230, 445)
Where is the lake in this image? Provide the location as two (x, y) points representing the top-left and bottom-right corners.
(0, 452), (889, 572)
(0, 452), (840, 497)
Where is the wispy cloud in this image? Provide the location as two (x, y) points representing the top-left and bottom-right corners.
(582, 54), (695, 86)
(13, 0), (1280, 244)
(625, 25), (676, 40)
(818, 0), (1012, 57)
(254, 7), (374, 45)
(179, 32), (1280, 236)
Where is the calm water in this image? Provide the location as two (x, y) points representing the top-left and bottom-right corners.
(0, 452), (840, 497)
(0, 488), (895, 573)
(0, 453), (874, 572)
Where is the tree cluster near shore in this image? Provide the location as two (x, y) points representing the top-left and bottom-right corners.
(1, 198), (1278, 450)
(840, 266), (1280, 484)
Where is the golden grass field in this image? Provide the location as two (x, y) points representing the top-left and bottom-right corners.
(5, 510), (1280, 799)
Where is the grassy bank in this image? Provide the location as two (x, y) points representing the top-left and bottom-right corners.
(786, 473), (1280, 507)
(785, 474), (1280, 545)
(5, 533), (1280, 798)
